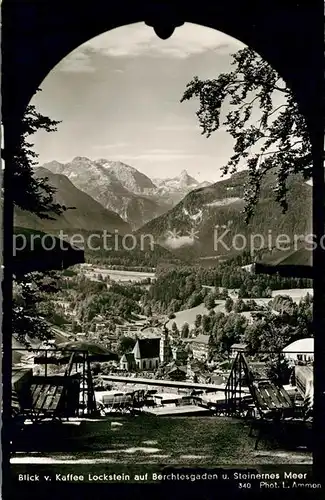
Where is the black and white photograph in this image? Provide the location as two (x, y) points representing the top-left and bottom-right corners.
(2, 1), (324, 497)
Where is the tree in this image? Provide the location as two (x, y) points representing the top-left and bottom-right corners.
(204, 293), (216, 310)
(13, 271), (59, 345)
(225, 297), (234, 313)
(219, 313), (247, 353)
(195, 314), (202, 328)
(201, 315), (210, 333)
(171, 321), (179, 336)
(181, 47), (311, 221)
(10, 99), (69, 345)
(117, 336), (136, 355)
(266, 356), (291, 386)
(181, 322), (190, 338)
(233, 298), (245, 313)
(11, 96), (65, 219)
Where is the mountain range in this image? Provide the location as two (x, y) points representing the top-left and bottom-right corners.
(41, 157), (211, 228)
(137, 170), (312, 260)
(41, 157), (164, 229)
(151, 170), (211, 206)
(14, 167), (131, 234)
(15, 158), (313, 266)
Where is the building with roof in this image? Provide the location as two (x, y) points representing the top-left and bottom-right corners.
(119, 353), (136, 371)
(190, 334), (210, 360)
(132, 337), (160, 371)
(166, 365), (187, 381)
(282, 338), (314, 364)
(172, 345), (188, 363)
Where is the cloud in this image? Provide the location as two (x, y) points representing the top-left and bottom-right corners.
(83, 23), (244, 59)
(108, 151), (209, 162)
(155, 124), (201, 132)
(93, 142), (129, 150)
(57, 52), (95, 73)
(58, 22), (245, 73)
(164, 236), (195, 249)
(144, 148), (186, 154)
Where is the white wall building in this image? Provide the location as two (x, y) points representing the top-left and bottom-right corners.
(282, 338), (314, 364)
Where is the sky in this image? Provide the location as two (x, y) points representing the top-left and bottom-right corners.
(31, 22), (275, 182)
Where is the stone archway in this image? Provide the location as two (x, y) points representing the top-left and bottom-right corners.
(2, 0), (324, 483)
(1, 1), (321, 140)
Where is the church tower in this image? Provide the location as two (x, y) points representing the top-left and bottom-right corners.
(160, 329), (172, 364)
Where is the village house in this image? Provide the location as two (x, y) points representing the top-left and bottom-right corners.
(166, 364), (187, 381)
(190, 334), (210, 360)
(119, 353), (137, 371)
(115, 323), (145, 337)
(172, 345), (188, 363)
(186, 358), (205, 382)
(282, 338), (314, 364)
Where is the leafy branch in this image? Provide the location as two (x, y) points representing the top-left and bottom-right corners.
(7, 90), (66, 219)
(180, 47), (312, 221)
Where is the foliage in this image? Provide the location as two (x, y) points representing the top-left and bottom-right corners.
(11, 95), (65, 219)
(225, 297), (234, 313)
(181, 47), (311, 221)
(181, 322), (190, 338)
(204, 293), (216, 310)
(117, 336), (136, 355)
(79, 291), (140, 323)
(12, 271), (60, 345)
(265, 356), (291, 386)
(143, 261), (311, 315)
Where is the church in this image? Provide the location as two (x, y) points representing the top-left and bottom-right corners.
(119, 330), (172, 371)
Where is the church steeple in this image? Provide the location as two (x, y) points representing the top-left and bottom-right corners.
(160, 329), (172, 364)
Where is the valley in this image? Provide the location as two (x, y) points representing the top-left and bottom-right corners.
(13, 157), (314, 358)
(14, 159), (312, 270)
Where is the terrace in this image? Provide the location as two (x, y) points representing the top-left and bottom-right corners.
(11, 344), (313, 469)
(11, 415), (312, 468)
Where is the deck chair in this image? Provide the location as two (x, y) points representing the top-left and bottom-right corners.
(11, 388), (27, 441)
(24, 353), (77, 423)
(27, 380), (67, 423)
(248, 380), (305, 450)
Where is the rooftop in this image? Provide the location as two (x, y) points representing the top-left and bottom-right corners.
(191, 334), (210, 345)
(133, 338), (160, 359)
(120, 353), (135, 364)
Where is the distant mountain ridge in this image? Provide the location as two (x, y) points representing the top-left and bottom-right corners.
(41, 158), (213, 228)
(14, 167), (131, 234)
(42, 157), (165, 229)
(151, 170), (211, 206)
(137, 170), (312, 260)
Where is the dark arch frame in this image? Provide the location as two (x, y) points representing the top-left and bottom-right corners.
(2, 0), (324, 491)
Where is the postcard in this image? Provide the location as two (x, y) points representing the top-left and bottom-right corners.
(1, 1), (324, 497)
